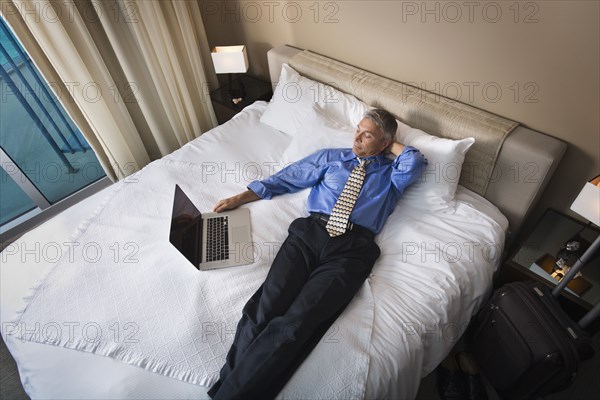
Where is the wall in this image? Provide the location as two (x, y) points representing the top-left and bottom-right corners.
(200, 0), (599, 232)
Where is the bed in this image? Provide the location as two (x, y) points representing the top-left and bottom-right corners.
(0, 45), (566, 399)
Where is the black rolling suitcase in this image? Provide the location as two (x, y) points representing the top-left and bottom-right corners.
(469, 280), (596, 400)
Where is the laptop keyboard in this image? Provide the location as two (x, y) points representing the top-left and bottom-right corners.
(206, 216), (229, 262)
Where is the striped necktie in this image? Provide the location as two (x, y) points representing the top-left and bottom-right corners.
(326, 158), (369, 237)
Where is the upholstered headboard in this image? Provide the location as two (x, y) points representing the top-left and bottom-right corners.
(267, 45), (566, 240)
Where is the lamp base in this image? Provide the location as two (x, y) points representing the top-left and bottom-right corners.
(228, 73), (246, 105)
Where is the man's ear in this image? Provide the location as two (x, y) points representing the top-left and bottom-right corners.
(382, 138), (392, 152)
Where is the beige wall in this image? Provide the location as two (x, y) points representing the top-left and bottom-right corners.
(200, 0), (599, 230)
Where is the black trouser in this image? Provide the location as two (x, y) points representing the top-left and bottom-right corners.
(207, 216), (380, 399)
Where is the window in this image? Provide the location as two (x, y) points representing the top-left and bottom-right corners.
(0, 17), (107, 235)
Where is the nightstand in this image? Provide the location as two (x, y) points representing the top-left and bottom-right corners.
(499, 209), (600, 326)
(210, 75), (273, 124)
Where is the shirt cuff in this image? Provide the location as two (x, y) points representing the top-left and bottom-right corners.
(247, 180), (272, 200)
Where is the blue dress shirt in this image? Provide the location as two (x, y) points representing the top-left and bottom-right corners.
(248, 147), (427, 234)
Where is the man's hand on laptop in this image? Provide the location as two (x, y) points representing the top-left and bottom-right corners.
(213, 190), (260, 213)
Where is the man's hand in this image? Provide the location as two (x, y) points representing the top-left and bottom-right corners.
(388, 141), (405, 156)
(213, 190), (260, 213)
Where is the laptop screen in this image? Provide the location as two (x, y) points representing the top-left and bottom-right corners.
(169, 185), (202, 267)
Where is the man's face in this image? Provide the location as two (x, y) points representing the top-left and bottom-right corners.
(352, 118), (391, 158)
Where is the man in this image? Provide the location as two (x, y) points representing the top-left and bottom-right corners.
(208, 109), (426, 399)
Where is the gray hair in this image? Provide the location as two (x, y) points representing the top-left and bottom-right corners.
(363, 109), (397, 143)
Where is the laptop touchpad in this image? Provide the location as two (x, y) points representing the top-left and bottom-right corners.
(231, 226), (249, 244)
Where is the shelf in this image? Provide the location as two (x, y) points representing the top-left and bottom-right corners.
(210, 74), (272, 124)
(507, 208), (600, 310)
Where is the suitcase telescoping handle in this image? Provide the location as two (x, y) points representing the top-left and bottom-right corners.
(551, 235), (600, 329)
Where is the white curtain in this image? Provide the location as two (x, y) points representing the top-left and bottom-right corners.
(1, 0), (218, 181)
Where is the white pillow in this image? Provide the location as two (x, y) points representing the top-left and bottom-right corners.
(260, 64), (369, 135)
(280, 106), (354, 165)
(397, 126), (475, 212)
(396, 118), (414, 137)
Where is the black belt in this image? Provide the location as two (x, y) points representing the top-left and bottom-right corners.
(309, 213), (374, 240)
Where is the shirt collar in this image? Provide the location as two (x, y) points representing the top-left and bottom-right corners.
(342, 149), (388, 167)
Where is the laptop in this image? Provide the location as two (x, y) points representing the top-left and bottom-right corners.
(169, 184), (254, 270)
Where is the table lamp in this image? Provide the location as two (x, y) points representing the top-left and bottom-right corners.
(211, 45), (249, 105)
(552, 174), (600, 328)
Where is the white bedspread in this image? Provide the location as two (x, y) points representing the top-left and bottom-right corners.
(1, 102), (507, 399)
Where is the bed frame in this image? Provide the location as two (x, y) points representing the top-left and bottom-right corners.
(267, 45), (566, 243)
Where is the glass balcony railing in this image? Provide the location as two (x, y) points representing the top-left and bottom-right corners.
(0, 17), (106, 228)
(0, 166), (35, 226)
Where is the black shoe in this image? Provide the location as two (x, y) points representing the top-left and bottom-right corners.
(437, 354), (467, 400)
(456, 352), (488, 400)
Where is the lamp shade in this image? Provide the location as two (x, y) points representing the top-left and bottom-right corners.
(570, 175), (600, 226)
(211, 45), (249, 74)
